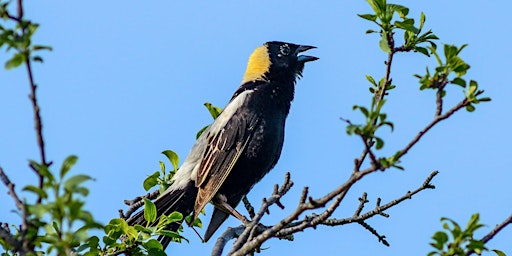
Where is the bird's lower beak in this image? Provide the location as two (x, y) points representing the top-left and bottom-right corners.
(296, 45), (319, 63)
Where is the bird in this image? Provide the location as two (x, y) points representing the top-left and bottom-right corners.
(127, 41), (318, 248)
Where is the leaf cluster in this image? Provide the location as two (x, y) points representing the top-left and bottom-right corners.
(0, 156), (103, 255)
(0, 2), (52, 69)
(429, 214), (506, 256)
(358, 0), (438, 54)
(415, 44), (490, 112)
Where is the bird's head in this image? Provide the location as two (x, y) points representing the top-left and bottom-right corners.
(241, 41), (318, 84)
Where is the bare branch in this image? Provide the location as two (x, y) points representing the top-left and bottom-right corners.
(353, 192), (368, 217)
(0, 167), (33, 254)
(435, 83), (446, 117)
(358, 221), (389, 246)
(398, 99), (468, 158)
(480, 214), (512, 244)
(212, 226), (246, 256)
(242, 196), (255, 219)
(226, 170), (438, 255)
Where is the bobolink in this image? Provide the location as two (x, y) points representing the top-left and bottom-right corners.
(128, 41), (317, 248)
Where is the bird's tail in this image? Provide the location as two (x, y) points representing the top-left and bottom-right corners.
(127, 180), (198, 249)
(204, 208), (230, 242)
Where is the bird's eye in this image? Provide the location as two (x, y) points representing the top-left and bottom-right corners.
(279, 44), (291, 56)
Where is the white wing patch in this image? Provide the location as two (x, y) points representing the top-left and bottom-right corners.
(168, 89), (253, 191)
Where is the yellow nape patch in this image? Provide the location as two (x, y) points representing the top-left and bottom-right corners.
(241, 45), (271, 84)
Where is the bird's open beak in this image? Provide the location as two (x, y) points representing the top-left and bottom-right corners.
(296, 45), (319, 63)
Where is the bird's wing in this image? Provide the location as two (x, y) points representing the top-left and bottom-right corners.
(192, 90), (259, 219)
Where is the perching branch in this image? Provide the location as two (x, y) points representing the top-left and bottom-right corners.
(217, 170), (439, 256)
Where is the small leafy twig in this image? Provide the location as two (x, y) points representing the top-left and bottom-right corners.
(121, 190), (161, 219)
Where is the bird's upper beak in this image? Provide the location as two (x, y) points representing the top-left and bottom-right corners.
(296, 45), (319, 63)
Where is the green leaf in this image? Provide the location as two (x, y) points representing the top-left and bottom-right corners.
(52, 221), (60, 234)
(389, 4), (409, 18)
(358, 13), (377, 21)
(60, 155), (78, 178)
(366, 0), (385, 16)
(196, 125), (210, 139)
(204, 102), (222, 120)
(23, 185), (48, 199)
(143, 171), (160, 191)
(29, 160), (54, 183)
(27, 204), (48, 218)
(431, 231), (448, 249)
(64, 174), (93, 191)
(414, 47), (430, 57)
(451, 77), (466, 87)
(144, 198), (157, 223)
(366, 75), (377, 87)
(492, 249), (507, 256)
(375, 137), (384, 150)
(74, 186), (90, 196)
(167, 211), (184, 223)
(419, 12), (426, 31)
(157, 230), (187, 242)
(162, 150), (179, 170)
(5, 52), (26, 70)
(144, 239), (163, 250)
(467, 240), (486, 253)
(32, 45), (53, 51)
(32, 56), (43, 63)
(125, 225), (139, 240)
(356, 106), (369, 117)
(379, 34), (391, 53)
(395, 20), (418, 33)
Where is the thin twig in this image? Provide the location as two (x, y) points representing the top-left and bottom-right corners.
(435, 83), (446, 117)
(242, 196), (256, 219)
(0, 167), (30, 253)
(353, 192), (368, 217)
(224, 170), (438, 255)
(358, 220), (389, 246)
(399, 99), (468, 158)
(480, 214), (512, 244)
(356, 32), (397, 172)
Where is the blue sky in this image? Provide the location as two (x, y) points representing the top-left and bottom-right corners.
(1, 1), (511, 255)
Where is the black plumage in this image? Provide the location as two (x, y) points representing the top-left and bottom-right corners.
(127, 41), (317, 248)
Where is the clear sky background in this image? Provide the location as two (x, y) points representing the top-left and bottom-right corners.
(1, 1), (511, 255)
